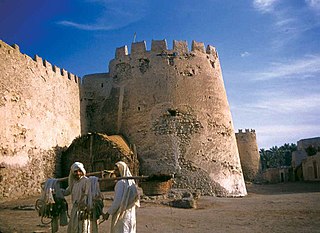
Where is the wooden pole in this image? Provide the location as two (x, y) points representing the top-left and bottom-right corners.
(44, 171), (148, 183)
(99, 176), (149, 181)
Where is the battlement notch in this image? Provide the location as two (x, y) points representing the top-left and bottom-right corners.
(115, 46), (128, 59)
(206, 45), (218, 58)
(131, 41), (147, 56)
(191, 40), (205, 53)
(151, 39), (168, 53)
(53, 65), (60, 74)
(237, 129), (256, 134)
(43, 59), (52, 70)
(111, 39), (219, 62)
(173, 40), (188, 54)
(11, 44), (20, 51)
(33, 54), (43, 64)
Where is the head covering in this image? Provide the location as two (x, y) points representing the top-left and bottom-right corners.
(110, 161), (140, 227)
(115, 161), (133, 178)
(70, 162), (86, 175)
(68, 162), (86, 192)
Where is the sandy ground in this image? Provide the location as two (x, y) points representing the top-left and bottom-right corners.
(0, 182), (319, 233)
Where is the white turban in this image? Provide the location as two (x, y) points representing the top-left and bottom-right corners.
(70, 162), (86, 175)
(68, 162), (86, 191)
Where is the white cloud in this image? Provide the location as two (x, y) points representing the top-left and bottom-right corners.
(252, 93), (320, 113)
(57, 21), (114, 31)
(231, 89), (320, 122)
(232, 97), (320, 148)
(251, 54), (320, 80)
(274, 18), (296, 27)
(253, 0), (279, 13)
(256, 124), (320, 148)
(252, 1), (320, 50)
(57, 0), (148, 31)
(240, 51), (251, 57)
(230, 86), (320, 148)
(305, 0), (320, 10)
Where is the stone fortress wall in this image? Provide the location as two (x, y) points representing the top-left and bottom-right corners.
(297, 137), (320, 151)
(293, 137), (320, 181)
(82, 39), (247, 197)
(0, 40), (82, 199)
(235, 129), (260, 182)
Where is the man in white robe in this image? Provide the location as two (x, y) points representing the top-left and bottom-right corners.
(64, 162), (101, 233)
(103, 161), (140, 233)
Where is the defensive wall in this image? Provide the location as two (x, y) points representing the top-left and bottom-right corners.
(297, 137), (320, 151)
(292, 137), (320, 169)
(292, 137), (320, 181)
(235, 129), (261, 182)
(0, 40), (82, 199)
(82, 39), (247, 197)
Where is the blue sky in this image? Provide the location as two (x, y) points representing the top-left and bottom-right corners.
(1, 0), (319, 149)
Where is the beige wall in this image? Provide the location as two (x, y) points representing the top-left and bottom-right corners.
(83, 40), (247, 197)
(302, 153), (320, 181)
(0, 41), (81, 199)
(236, 129), (260, 182)
(262, 167), (289, 183)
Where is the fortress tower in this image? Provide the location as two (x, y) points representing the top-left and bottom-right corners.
(235, 129), (261, 182)
(82, 39), (247, 197)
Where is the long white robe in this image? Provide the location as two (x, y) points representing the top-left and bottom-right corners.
(106, 161), (139, 233)
(107, 180), (137, 233)
(64, 162), (103, 233)
(65, 175), (92, 233)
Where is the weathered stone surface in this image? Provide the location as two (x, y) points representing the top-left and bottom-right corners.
(236, 129), (261, 182)
(82, 40), (247, 197)
(0, 40), (81, 200)
(0, 39), (247, 199)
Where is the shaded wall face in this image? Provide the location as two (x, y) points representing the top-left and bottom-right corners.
(297, 138), (320, 150)
(302, 154), (320, 181)
(0, 41), (81, 199)
(86, 45), (247, 197)
(262, 168), (289, 183)
(81, 73), (113, 135)
(291, 150), (307, 168)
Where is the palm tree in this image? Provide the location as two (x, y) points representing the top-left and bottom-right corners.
(259, 143), (297, 169)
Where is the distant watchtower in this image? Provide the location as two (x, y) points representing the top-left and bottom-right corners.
(82, 39), (247, 197)
(236, 129), (261, 182)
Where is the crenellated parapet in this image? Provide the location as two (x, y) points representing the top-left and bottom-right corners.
(0, 40), (81, 84)
(32, 54), (80, 84)
(237, 128), (256, 134)
(113, 39), (219, 60)
(115, 45), (129, 59)
(173, 40), (188, 54)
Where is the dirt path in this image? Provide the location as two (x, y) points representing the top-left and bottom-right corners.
(0, 182), (319, 233)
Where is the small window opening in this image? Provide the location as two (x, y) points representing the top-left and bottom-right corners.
(168, 109), (177, 116)
(101, 83), (104, 88)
